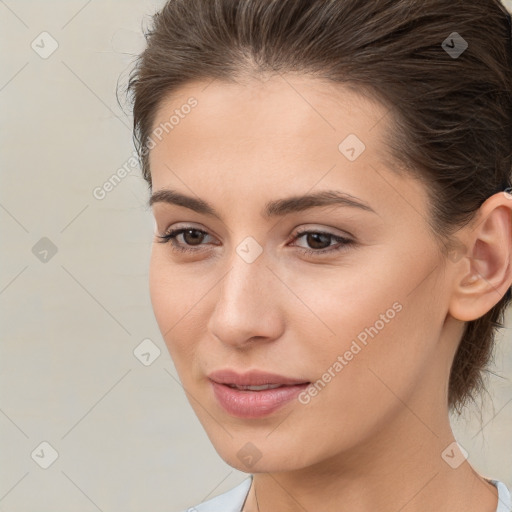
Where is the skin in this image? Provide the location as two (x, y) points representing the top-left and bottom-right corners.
(147, 74), (512, 512)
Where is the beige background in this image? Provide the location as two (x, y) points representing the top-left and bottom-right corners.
(1, 1), (511, 511)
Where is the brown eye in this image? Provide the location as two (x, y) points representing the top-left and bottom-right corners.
(156, 227), (213, 253)
(291, 229), (354, 256)
(181, 229), (206, 246)
(303, 232), (332, 250)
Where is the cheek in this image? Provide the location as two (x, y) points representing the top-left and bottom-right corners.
(287, 258), (438, 410)
(279, 257), (403, 348)
(148, 249), (200, 364)
(149, 247), (201, 325)
(148, 249), (171, 332)
(289, 304), (434, 458)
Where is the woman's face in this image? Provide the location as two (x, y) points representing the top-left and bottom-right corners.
(147, 75), (461, 473)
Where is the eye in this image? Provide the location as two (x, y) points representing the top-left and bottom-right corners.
(290, 229), (354, 256)
(156, 227), (214, 254)
(156, 226), (355, 256)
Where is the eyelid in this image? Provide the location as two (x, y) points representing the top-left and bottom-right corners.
(289, 224), (354, 241)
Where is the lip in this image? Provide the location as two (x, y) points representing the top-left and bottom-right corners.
(207, 369), (310, 418)
(207, 369), (310, 387)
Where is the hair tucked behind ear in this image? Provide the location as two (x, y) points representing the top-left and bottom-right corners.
(122, 0), (512, 414)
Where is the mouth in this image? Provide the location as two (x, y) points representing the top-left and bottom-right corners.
(207, 368), (310, 387)
(222, 383), (306, 391)
(207, 369), (311, 418)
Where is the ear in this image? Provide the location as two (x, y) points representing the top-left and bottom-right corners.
(448, 191), (512, 322)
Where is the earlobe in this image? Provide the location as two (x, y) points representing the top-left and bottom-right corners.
(448, 193), (512, 322)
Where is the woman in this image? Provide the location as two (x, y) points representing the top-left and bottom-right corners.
(124, 0), (512, 510)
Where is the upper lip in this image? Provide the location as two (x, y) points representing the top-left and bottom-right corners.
(207, 369), (310, 387)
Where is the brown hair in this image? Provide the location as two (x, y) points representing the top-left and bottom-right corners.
(123, 0), (512, 414)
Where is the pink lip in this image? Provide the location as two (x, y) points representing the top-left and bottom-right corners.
(207, 369), (310, 418)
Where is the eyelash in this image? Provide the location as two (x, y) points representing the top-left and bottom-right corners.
(156, 226), (354, 256)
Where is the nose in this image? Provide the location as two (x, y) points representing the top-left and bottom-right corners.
(207, 249), (285, 349)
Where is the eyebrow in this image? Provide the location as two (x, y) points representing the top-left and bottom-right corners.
(148, 188), (377, 219)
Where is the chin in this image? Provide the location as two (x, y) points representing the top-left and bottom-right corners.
(223, 450), (301, 474)
(205, 431), (312, 473)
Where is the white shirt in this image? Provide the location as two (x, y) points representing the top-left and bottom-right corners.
(178, 474), (512, 512)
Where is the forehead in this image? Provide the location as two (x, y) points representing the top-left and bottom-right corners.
(149, 75), (389, 170)
(147, 75), (428, 224)
(151, 75), (389, 151)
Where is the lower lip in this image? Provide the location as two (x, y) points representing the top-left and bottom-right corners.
(210, 380), (310, 418)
